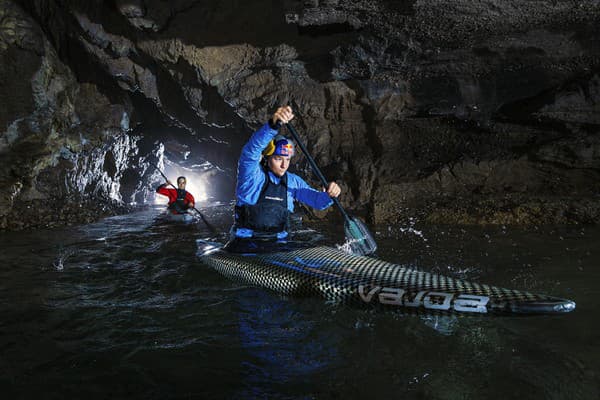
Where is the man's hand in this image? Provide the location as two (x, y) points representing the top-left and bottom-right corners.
(166, 180), (173, 187)
(324, 182), (341, 198)
(272, 106), (294, 126)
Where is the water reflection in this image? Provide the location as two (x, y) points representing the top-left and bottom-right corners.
(235, 290), (338, 398)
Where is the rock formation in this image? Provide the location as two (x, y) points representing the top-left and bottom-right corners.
(1, 0), (599, 229)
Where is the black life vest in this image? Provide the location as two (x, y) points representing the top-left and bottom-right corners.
(168, 189), (189, 214)
(235, 170), (289, 236)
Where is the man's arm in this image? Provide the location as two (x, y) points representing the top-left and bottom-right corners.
(185, 192), (195, 209)
(238, 106), (295, 184)
(235, 122), (276, 205)
(289, 174), (339, 211)
(156, 183), (169, 196)
(237, 122), (278, 181)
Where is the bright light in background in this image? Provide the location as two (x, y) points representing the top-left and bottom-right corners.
(183, 179), (208, 202)
(153, 158), (210, 205)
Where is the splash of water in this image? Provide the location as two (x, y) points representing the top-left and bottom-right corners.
(381, 217), (428, 242)
(336, 238), (362, 255)
(53, 248), (75, 271)
(397, 226), (427, 241)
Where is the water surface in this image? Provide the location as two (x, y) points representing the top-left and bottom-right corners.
(1, 206), (598, 399)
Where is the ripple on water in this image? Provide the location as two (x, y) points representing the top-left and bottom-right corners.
(0, 206), (599, 399)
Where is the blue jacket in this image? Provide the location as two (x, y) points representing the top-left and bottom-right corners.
(234, 122), (334, 238)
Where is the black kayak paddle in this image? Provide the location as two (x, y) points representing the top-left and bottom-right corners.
(150, 162), (218, 234)
(284, 123), (377, 256)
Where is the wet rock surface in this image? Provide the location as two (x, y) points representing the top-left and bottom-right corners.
(1, 0), (599, 229)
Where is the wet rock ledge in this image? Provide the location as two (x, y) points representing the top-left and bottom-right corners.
(1, 0), (600, 230)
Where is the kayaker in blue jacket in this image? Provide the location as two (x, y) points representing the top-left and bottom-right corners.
(226, 106), (341, 251)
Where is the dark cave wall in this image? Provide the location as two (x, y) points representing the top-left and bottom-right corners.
(0, 0), (140, 228)
(1, 0), (600, 229)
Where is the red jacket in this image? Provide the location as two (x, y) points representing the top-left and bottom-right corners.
(156, 185), (195, 214)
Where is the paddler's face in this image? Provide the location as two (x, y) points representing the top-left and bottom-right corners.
(268, 155), (291, 177)
(177, 179), (186, 189)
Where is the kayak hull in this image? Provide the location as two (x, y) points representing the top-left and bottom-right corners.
(197, 244), (575, 316)
(167, 213), (194, 223)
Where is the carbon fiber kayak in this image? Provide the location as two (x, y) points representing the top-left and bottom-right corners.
(173, 213), (194, 222)
(197, 242), (576, 316)
(163, 212), (194, 223)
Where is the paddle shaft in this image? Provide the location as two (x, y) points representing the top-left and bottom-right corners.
(285, 123), (351, 222)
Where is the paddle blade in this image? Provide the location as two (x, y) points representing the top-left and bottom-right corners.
(344, 216), (377, 256)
